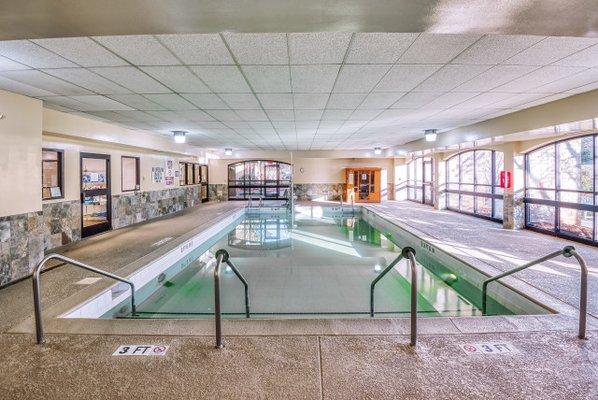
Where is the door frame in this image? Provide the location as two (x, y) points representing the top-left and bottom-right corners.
(80, 152), (112, 238)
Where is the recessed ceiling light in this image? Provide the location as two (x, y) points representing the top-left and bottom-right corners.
(374, 147), (382, 155)
(224, 148), (233, 156)
(172, 130), (186, 144)
(424, 129), (438, 142)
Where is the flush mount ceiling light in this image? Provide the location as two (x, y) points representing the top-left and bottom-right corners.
(374, 147), (382, 155)
(172, 130), (187, 144)
(424, 129), (438, 142)
(224, 148), (233, 156)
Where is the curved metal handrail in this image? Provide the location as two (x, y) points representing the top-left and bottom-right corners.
(481, 245), (588, 339)
(213, 249), (250, 349)
(33, 253), (136, 344)
(370, 247), (418, 346)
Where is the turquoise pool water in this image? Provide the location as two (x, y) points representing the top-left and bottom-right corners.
(127, 208), (509, 319)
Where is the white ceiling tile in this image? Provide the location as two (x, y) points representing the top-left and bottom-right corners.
(140, 66), (210, 92)
(190, 65), (251, 92)
(424, 92), (480, 109)
(208, 110), (241, 121)
(266, 109), (295, 121)
(143, 94), (197, 110)
(398, 34), (481, 64)
(174, 110), (215, 121)
(488, 93), (549, 109)
(348, 109), (381, 121)
(0, 40), (77, 68)
(156, 34), (233, 64)
(518, 93), (573, 108)
(326, 93), (366, 109)
(0, 70), (91, 95)
(236, 109), (269, 121)
(333, 64), (391, 93)
(565, 79), (598, 94)
(322, 109), (353, 120)
(504, 36), (598, 65)
(0, 55), (28, 71)
(181, 93), (228, 109)
(0, 76), (57, 97)
(493, 66), (586, 93)
(294, 109), (323, 121)
(452, 35), (544, 65)
(92, 35), (180, 65)
(288, 32), (351, 64)
(374, 64), (441, 92)
(90, 66), (171, 93)
(219, 93), (261, 109)
(41, 68), (131, 94)
(553, 44), (598, 67)
(451, 92), (515, 109)
(106, 94), (166, 110)
(454, 65), (539, 92)
(69, 95), (134, 110)
(346, 33), (418, 64)
(391, 92), (440, 108)
(241, 65), (290, 92)
(223, 33), (288, 64)
(414, 64), (491, 91)
(532, 67), (598, 93)
(293, 93), (329, 109)
(290, 65), (340, 93)
(32, 37), (128, 67)
(256, 93), (293, 109)
(39, 96), (89, 111)
(114, 110), (164, 121)
(358, 92), (405, 109)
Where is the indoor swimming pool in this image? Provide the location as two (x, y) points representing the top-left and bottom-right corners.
(91, 207), (549, 320)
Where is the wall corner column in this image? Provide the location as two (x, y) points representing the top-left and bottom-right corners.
(433, 154), (446, 210)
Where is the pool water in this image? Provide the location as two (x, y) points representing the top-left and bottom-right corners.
(132, 209), (491, 319)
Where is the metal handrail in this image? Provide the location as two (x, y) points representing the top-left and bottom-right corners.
(33, 253), (136, 344)
(370, 247), (418, 346)
(481, 245), (588, 339)
(213, 249), (250, 348)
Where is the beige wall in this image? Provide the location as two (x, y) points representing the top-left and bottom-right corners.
(0, 90), (43, 217)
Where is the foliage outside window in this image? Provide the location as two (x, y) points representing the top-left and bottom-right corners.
(121, 156), (140, 192)
(525, 134), (596, 244)
(445, 149), (504, 221)
(228, 160), (292, 200)
(42, 149), (63, 200)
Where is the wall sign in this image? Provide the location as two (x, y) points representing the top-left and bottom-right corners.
(459, 342), (518, 355)
(165, 159), (175, 186)
(499, 170), (512, 189)
(113, 345), (169, 356)
(152, 166), (164, 183)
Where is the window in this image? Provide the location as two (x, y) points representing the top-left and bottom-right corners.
(227, 160), (292, 200)
(42, 149), (63, 200)
(179, 162), (187, 186)
(445, 149), (504, 221)
(525, 134), (597, 244)
(179, 162), (206, 185)
(121, 156), (140, 192)
(406, 157), (433, 205)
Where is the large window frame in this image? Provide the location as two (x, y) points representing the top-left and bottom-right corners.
(42, 148), (64, 200)
(524, 134), (597, 246)
(445, 149), (504, 222)
(228, 160), (292, 200)
(407, 156), (433, 205)
(121, 156), (140, 192)
(179, 162), (206, 186)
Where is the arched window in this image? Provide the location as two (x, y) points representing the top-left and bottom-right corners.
(525, 134), (596, 244)
(228, 160), (292, 200)
(445, 149), (504, 221)
(407, 156), (433, 205)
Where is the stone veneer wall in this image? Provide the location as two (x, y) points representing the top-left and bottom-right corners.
(208, 184), (228, 202)
(293, 183), (345, 201)
(112, 186), (201, 229)
(0, 200), (81, 286)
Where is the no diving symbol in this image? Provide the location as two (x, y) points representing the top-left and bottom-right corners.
(153, 346), (166, 354)
(462, 345), (477, 353)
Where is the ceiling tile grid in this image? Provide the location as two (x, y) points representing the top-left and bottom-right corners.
(0, 32), (596, 150)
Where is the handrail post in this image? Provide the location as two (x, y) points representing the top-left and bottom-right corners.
(214, 252), (224, 349)
(225, 259), (250, 318)
(370, 254), (404, 317)
(32, 253), (136, 345)
(403, 247), (417, 347)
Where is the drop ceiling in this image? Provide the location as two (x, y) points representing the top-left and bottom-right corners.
(0, 33), (597, 150)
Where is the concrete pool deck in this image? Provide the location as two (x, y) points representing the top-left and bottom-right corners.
(0, 200), (596, 399)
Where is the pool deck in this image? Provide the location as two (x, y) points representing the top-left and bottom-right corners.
(0, 200), (596, 399)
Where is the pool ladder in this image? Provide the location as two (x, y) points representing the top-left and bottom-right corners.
(213, 249), (250, 348)
(31, 253), (136, 344)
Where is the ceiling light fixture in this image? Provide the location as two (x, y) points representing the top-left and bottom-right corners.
(172, 130), (186, 144)
(424, 129), (438, 142)
(374, 147), (382, 155)
(224, 148), (233, 156)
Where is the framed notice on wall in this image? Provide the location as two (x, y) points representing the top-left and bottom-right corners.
(152, 166), (164, 183)
(165, 159), (175, 186)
